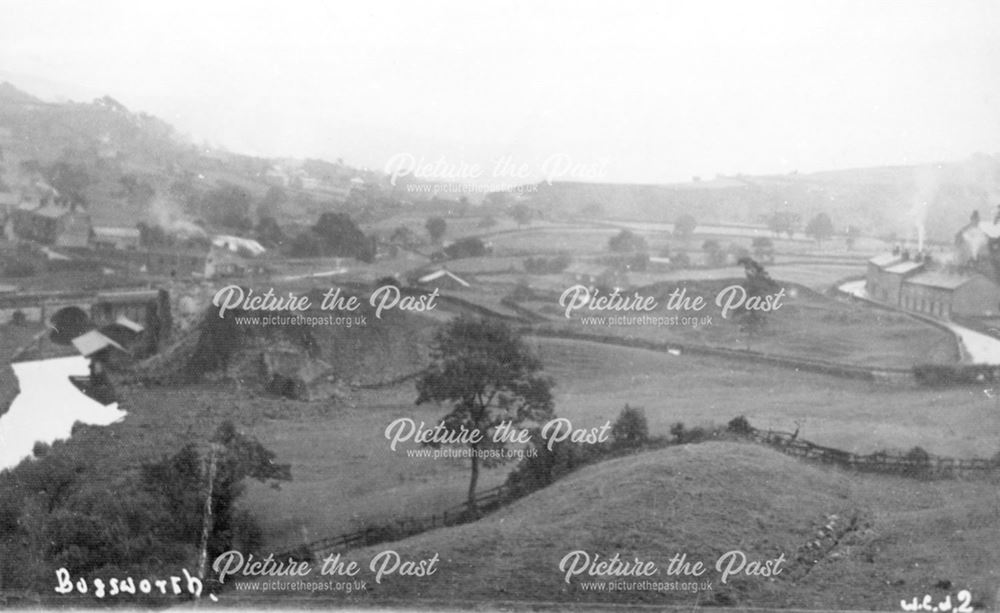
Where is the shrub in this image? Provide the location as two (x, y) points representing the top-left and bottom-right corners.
(611, 405), (648, 448)
(727, 415), (753, 435)
(670, 422), (687, 443)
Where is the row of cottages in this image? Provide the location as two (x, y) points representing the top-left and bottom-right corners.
(866, 253), (1000, 318)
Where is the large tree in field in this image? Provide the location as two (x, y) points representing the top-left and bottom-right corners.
(416, 317), (554, 510)
(735, 256), (779, 350)
(806, 212), (834, 245)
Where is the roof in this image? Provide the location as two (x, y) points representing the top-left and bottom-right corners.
(905, 272), (980, 290)
(32, 204), (71, 219)
(114, 315), (145, 333)
(93, 226), (141, 238)
(212, 234), (266, 257)
(883, 261), (924, 275)
(868, 254), (901, 268)
(71, 330), (127, 357)
(417, 269), (470, 287)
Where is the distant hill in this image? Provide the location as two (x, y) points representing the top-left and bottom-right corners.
(524, 155), (1000, 243)
(0, 81), (383, 236)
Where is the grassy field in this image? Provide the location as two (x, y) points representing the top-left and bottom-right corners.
(530, 337), (997, 458)
(230, 442), (999, 610)
(98, 334), (997, 557)
(519, 279), (958, 368)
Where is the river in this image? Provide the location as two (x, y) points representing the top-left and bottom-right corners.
(0, 355), (127, 471)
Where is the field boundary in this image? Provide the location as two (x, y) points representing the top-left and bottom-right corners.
(743, 425), (999, 477)
(273, 483), (512, 561)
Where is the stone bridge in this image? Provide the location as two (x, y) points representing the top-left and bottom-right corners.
(0, 287), (169, 333)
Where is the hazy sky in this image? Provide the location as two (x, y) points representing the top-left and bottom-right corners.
(1, 0), (998, 184)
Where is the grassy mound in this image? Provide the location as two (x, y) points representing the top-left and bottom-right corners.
(281, 441), (997, 610)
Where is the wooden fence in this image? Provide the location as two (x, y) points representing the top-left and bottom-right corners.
(274, 483), (512, 561)
(746, 427), (998, 477)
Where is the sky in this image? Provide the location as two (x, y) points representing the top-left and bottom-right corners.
(0, 0), (998, 184)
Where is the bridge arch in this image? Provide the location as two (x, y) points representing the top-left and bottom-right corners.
(49, 305), (93, 345)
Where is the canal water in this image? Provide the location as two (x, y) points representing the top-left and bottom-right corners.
(0, 355), (127, 471)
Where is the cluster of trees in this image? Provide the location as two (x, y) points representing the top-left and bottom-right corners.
(766, 210), (838, 244)
(608, 229), (648, 253)
(289, 212), (376, 262)
(523, 253), (572, 274)
(0, 422), (290, 594)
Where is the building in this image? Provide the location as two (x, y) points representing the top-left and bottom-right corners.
(416, 269), (470, 291)
(143, 249), (209, 278)
(866, 247), (1000, 319)
(204, 244), (268, 279)
(92, 226), (141, 250)
(11, 202), (91, 247)
(865, 255), (923, 305)
(898, 272), (1000, 318)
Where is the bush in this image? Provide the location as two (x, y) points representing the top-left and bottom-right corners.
(611, 405), (648, 448)
(727, 415), (753, 435)
(902, 446), (932, 476)
(670, 422), (710, 444)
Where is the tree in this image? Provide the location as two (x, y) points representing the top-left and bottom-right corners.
(608, 229), (648, 253)
(735, 257), (778, 350)
(703, 239), (726, 266)
(510, 203), (533, 227)
(806, 213), (834, 245)
(255, 216), (285, 248)
(674, 214), (697, 239)
(766, 211), (799, 238)
(751, 236), (774, 262)
(257, 186), (288, 219)
(444, 237), (488, 259)
(416, 317), (554, 509)
(611, 405), (648, 449)
(202, 183), (253, 231)
(845, 225), (860, 250)
(426, 216), (447, 243)
(312, 212), (375, 262)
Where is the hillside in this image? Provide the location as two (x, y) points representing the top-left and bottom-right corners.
(524, 155), (1000, 243)
(285, 441), (998, 610)
(139, 287), (437, 388)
